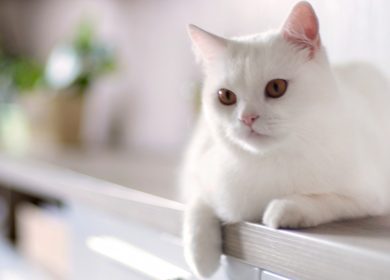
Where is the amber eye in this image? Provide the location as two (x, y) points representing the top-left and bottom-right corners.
(218, 88), (237, 105)
(265, 79), (288, 98)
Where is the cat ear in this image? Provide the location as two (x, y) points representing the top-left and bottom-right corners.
(282, 1), (320, 56)
(188, 24), (228, 63)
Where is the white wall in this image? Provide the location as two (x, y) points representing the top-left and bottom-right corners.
(1, 0), (389, 154)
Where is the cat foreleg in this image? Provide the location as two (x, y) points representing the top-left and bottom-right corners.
(183, 199), (222, 278)
(263, 193), (378, 228)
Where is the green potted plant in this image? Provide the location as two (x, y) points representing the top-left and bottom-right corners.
(45, 21), (115, 146)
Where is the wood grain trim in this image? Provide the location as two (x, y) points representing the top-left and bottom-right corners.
(223, 222), (390, 280)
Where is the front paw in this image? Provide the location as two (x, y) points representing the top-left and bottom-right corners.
(183, 202), (222, 278)
(263, 198), (315, 229)
(184, 232), (221, 278)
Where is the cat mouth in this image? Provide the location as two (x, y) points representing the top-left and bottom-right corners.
(248, 129), (269, 138)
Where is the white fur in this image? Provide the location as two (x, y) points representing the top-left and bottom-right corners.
(181, 4), (390, 279)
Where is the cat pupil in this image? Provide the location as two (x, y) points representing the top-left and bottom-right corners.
(273, 82), (279, 92)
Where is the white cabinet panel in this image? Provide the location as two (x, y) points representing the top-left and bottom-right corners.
(222, 256), (261, 280)
(69, 204), (189, 280)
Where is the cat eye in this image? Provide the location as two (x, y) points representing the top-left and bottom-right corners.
(218, 88), (237, 105)
(265, 79), (288, 98)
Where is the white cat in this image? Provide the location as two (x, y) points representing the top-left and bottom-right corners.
(181, 1), (390, 278)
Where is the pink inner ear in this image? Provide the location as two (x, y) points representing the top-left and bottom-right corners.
(282, 1), (320, 57)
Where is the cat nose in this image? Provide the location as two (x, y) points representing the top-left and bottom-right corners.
(240, 114), (259, 127)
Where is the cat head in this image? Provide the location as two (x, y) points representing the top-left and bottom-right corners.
(189, 1), (337, 154)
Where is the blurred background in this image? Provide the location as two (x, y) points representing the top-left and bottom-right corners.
(1, 0), (390, 155)
(0, 0), (389, 279)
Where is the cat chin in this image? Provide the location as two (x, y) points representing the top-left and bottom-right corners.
(229, 134), (276, 155)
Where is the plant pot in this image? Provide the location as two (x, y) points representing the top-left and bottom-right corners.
(52, 90), (85, 147)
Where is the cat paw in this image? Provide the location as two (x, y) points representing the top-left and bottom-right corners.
(183, 201), (222, 278)
(263, 198), (315, 229)
(184, 237), (221, 278)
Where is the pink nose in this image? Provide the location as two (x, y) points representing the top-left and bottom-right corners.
(240, 114), (259, 127)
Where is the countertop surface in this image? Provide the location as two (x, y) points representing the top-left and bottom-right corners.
(0, 149), (389, 280)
